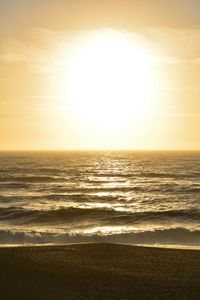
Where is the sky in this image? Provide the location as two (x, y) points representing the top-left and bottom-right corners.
(0, 0), (200, 150)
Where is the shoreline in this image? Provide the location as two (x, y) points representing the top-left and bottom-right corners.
(0, 242), (200, 251)
(0, 243), (200, 299)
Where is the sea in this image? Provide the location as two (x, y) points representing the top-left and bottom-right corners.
(0, 151), (200, 247)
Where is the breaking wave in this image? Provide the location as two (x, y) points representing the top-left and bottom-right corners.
(0, 228), (200, 247)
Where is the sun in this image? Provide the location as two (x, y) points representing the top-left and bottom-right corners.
(58, 29), (161, 148)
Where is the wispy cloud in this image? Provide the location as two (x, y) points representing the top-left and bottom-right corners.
(1, 26), (200, 72)
(144, 26), (200, 61)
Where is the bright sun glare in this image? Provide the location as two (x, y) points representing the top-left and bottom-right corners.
(58, 29), (161, 146)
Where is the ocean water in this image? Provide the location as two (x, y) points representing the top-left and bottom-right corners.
(0, 151), (200, 247)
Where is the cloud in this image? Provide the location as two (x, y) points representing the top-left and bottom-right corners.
(192, 57), (200, 64)
(1, 26), (200, 74)
(144, 27), (200, 62)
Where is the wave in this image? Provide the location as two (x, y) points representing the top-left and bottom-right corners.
(139, 171), (200, 179)
(0, 206), (199, 226)
(0, 176), (67, 183)
(0, 227), (200, 246)
(1, 175), (199, 194)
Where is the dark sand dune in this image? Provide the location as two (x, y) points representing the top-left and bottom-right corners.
(0, 243), (199, 299)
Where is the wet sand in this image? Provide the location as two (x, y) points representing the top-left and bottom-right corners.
(0, 243), (199, 299)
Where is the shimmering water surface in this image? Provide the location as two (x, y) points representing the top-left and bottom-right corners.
(0, 151), (200, 246)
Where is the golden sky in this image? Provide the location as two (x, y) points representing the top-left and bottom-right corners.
(0, 0), (200, 150)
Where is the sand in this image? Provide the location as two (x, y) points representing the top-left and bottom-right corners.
(0, 243), (199, 299)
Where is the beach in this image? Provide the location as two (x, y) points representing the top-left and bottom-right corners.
(0, 243), (199, 299)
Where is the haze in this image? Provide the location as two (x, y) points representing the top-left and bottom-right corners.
(0, 0), (200, 150)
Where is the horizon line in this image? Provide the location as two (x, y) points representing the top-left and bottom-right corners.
(0, 149), (200, 152)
